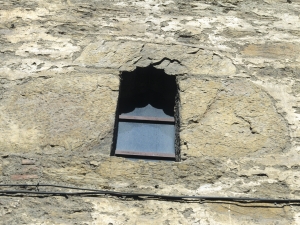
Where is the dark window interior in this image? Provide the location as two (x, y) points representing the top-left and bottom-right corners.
(111, 66), (179, 161)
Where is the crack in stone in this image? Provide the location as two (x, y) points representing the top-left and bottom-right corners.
(200, 88), (221, 122)
(235, 114), (259, 135)
(152, 57), (182, 66)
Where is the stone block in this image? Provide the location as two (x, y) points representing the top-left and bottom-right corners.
(21, 159), (35, 165)
(179, 78), (289, 158)
(11, 174), (39, 181)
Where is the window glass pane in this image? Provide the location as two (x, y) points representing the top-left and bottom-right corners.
(120, 104), (173, 118)
(116, 121), (175, 154)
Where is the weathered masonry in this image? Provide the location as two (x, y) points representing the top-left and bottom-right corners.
(0, 0), (300, 224)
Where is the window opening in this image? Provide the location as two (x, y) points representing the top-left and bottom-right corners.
(111, 66), (180, 161)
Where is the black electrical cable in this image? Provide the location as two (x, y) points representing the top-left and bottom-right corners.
(1, 184), (300, 203)
(0, 184), (99, 192)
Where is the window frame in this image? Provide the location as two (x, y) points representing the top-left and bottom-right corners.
(114, 114), (176, 159)
(111, 66), (180, 161)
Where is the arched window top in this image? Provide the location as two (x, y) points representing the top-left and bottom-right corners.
(120, 103), (173, 118)
(118, 66), (176, 116)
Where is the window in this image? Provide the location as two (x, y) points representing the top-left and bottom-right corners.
(111, 66), (180, 161)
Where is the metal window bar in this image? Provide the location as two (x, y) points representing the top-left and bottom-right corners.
(119, 115), (175, 123)
(115, 150), (175, 158)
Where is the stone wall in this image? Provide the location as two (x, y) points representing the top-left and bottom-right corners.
(0, 0), (300, 224)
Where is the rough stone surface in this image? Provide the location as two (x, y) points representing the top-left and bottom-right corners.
(179, 78), (289, 158)
(1, 0), (300, 224)
(0, 72), (119, 154)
